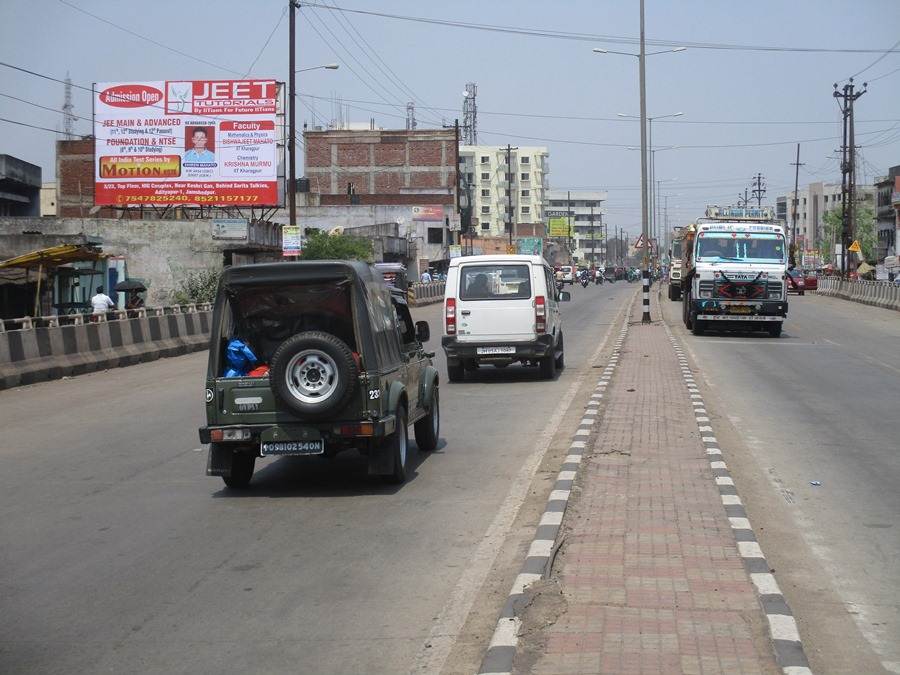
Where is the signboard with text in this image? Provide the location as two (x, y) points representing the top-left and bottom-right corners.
(516, 237), (543, 256)
(548, 217), (572, 238)
(282, 226), (302, 256)
(93, 79), (279, 207)
(412, 205), (444, 221)
(211, 218), (248, 240)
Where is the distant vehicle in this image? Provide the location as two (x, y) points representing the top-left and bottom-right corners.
(786, 269), (806, 295)
(559, 265), (575, 284)
(681, 205), (789, 337)
(668, 227), (685, 300)
(442, 254), (570, 381)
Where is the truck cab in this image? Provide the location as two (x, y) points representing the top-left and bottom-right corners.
(667, 227), (685, 301)
(681, 206), (788, 337)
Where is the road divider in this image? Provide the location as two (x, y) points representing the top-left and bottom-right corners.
(0, 305), (211, 390)
(817, 277), (900, 311)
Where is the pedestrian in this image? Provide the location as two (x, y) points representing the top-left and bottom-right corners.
(125, 290), (145, 318)
(420, 269), (432, 283)
(90, 286), (116, 321)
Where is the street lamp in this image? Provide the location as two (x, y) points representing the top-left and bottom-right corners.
(594, 35), (686, 323)
(295, 63), (340, 73)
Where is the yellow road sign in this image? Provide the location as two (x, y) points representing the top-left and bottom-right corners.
(848, 240), (861, 253)
(506, 244), (517, 254)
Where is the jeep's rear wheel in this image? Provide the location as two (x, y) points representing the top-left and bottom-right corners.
(270, 331), (358, 419)
(383, 405), (409, 484)
(222, 449), (255, 489)
(539, 351), (557, 380)
(414, 387), (439, 452)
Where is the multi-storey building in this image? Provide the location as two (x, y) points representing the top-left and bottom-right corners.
(545, 190), (608, 264)
(874, 166), (900, 261)
(458, 145), (549, 237)
(777, 182), (875, 252)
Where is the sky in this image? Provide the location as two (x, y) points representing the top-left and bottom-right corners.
(1, 0), (899, 239)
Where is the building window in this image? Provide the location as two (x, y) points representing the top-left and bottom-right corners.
(467, 173), (474, 182)
(481, 206), (490, 214)
(505, 172), (513, 182)
(505, 189), (510, 197)
(481, 188), (490, 197)
(522, 206), (530, 214)
(520, 156), (530, 164)
(480, 155), (490, 164)
(427, 228), (443, 244)
(521, 189), (530, 197)
(481, 222), (490, 230)
(521, 173), (530, 181)
(481, 172), (490, 180)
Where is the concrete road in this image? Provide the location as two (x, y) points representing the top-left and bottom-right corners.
(661, 290), (900, 674)
(0, 280), (634, 674)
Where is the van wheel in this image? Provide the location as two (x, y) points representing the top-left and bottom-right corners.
(414, 387), (439, 452)
(222, 449), (255, 489)
(767, 322), (783, 337)
(383, 405), (409, 484)
(554, 332), (565, 370)
(540, 351), (557, 380)
(447, 362), (464, 382)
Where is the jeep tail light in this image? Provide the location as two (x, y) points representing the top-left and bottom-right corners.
(210, 428), (251, 442)
(535, 295), (546, 334)
(445, 298), (456, 335)
(337, 422), (374, 437)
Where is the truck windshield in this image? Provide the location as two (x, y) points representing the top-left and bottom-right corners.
(697, 234), (784, 262)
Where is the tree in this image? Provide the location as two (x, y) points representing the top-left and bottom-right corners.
(300, 231), (373, 261)
(173, 268), (221, 304)
(821, 202), (876, 263)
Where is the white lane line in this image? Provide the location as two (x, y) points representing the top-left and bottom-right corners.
(738, 541), (765, 558)
(729, 517), (752, 530)
(549, 489), (571, 501)
(698, 426), (713, 432)
(570, 441), (586, 449)
(721, 494), (742, 505)
(539, 511), (564, 527)
(564, 455), (583, 464)
(557, 470), (577, 481)
(696, 416), (710, 422)
(702, 436), (717, 443)
(579, 418), (595, 426)
(511, 572), (542, 596)
(706, 448), (722, 456)
(488, 617), (521, 648)
(715, 476), (734, 486)
(527, 539), (555, 558)
(710, 461), (727, 469)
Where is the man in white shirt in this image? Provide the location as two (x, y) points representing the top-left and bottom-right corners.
(420, 270), (432, 283)
(91, 286), (116, 318)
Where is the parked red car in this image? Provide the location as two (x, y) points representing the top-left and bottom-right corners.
(802, 269), (818, 291)
(786, 269), (806, 295)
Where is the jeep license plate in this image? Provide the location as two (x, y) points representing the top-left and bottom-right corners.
(477, 346), (516, 355)
(261, 440), (325, 456)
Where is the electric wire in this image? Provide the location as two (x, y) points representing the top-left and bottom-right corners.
(244, 6), (288, 77)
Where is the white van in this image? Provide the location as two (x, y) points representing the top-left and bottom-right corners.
(441, 254), (570, 382)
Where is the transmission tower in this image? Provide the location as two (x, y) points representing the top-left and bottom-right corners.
(462, 82), (477, 145)
(62, 72), (76, 140)
(406, 102), (416, 130)
(750, 173), (766, 207)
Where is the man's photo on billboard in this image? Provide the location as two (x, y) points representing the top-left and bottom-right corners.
(183, 126), (216, 163)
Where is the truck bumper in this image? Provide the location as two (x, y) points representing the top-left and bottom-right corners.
(691, 299), (788, 320)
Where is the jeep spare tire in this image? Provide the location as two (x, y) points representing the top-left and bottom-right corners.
(270, 331), (359, 419)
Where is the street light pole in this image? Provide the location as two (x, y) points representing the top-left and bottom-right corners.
(639, 0), (650, 323)
(288, 0), (297, 231)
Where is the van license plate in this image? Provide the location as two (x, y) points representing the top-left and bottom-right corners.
(261, 440), (325, 456)
(477, 346), (516, 355)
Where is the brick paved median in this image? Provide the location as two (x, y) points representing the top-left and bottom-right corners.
(514, 299), (781, 674)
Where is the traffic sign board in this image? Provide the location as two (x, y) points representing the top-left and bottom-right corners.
(633, 233), (647, 249)
(848, 240), (861, 253)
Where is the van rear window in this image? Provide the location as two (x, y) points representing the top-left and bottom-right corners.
(459, 264), (532, 300)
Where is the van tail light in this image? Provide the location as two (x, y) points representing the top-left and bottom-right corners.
(535, 295), (546, 334)
(445, 298), (457, 335)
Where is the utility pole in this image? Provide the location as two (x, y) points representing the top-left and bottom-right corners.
(790, 144), (804, 266)
(590, 204), (595, 267)
(288, 1), (297, 232)
(454, 119), (460, 247)
(506, 144), (517, 248)
(834, 78), (867, 278)
(567, 190), (572, 260)
(751, 173), (766, 207)
(638, 0), (651, 323)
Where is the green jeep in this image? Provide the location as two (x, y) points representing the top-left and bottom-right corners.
(199, 261), (440, 488)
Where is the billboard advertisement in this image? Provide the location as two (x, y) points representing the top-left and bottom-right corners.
(516, 237), (543, 256)
(412, 205), (444, 221)
(548, 217), (572, 238)
(93, 80), (279, 207)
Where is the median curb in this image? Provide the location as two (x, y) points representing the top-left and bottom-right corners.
(661, 308), (812, 673)
(477, 311), (632, 675)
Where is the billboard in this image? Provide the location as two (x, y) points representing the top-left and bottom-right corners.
(94, 80), (279, 207)
(516, 237), (543, 256)
(411, 205), (444, 221)
(282, 226), (302, 256)
(548, 217), (572, 238)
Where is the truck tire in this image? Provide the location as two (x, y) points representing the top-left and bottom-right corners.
(270, 331), (358, 419)
(383, 405), (409, 484)
(414, 387), (439, 452)
(683, 292), (693, 329)
(222, 448), (255, 489)
(767, 322), (783, 337)
(691, 314), (705, 335)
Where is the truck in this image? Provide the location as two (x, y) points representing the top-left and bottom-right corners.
(681, 206), (789, 337)
(667, 226), (685, 300)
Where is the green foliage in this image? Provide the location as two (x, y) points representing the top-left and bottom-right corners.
(173, 268), (221, 305)
(821, 203), (876, 262)
(300, 231), (373, 261)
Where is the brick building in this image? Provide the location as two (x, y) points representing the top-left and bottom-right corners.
(303, 127), (458, 202)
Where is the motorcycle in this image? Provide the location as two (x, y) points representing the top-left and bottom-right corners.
(580, 276), (590, 288)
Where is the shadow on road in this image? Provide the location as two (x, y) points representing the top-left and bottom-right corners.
(211, 438), (447, 498)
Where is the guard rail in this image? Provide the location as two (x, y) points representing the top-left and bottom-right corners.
(816, 278), (900, 312)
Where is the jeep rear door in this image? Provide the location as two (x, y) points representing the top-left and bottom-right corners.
(454, 262), (535, 342)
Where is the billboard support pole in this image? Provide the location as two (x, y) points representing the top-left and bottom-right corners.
(288, 1), (297, 232)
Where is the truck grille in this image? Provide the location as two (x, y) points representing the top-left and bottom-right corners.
(698, 280), (714, 295)
(767, 281), (783, 297)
